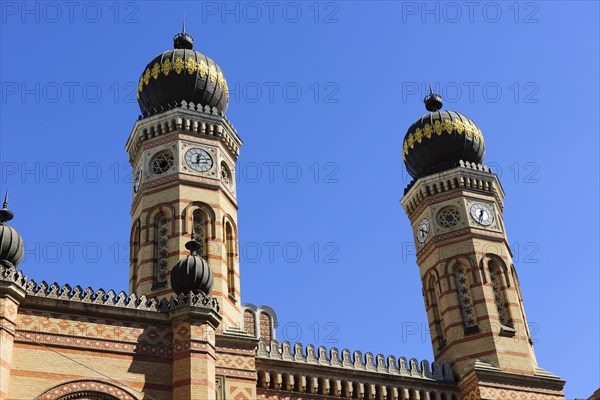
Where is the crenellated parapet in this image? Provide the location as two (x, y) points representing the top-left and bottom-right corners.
(0, 263), (220, 315)
(125, 101), (242, 165)
(402, 161), (504, 220)
(257, 339), (454, 381)
(255, 339), (459, 399)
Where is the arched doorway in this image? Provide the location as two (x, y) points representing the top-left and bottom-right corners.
(36, 380), (137, 400)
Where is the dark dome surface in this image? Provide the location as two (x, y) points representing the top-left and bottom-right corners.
(170, 237), (213, 295)
(403, 94), (485, 179)
(137, 31), (228, 115)
(0, 193), (24, 268)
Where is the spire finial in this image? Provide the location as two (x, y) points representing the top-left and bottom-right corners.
(174, 16), (194, 50)
(424, 82), (443, 112)
(0, 189), (14, 224)
(185, 231), (202, 255)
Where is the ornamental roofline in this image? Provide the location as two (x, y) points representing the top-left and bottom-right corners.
(256, 338), (454, 382)
(125, 101), (242, 165)
(255, 339), (458, 396)
(401, 161), (505, 219)
(0, 263), (220, 319)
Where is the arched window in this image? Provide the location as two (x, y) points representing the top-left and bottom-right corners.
(225, 221), (235, 299)
(130, 222), (140, 293)
(243, 310), (256, 336)
(454, 265), (478, 331)
(408, 389), (417, 400)
(259, 312), (272, 343)
(153, 212), (169, 287)
(427, 275), (445, 348)
(215, 376), (225, 400)
(489, 260), (512, 327)
(192, 209), (207, 256)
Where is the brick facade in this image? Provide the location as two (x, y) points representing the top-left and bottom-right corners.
(0, 41), (567, 400)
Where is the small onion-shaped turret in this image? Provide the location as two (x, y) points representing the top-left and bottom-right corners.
(170, 234), (213, 295)
(0, 191), (24, 268)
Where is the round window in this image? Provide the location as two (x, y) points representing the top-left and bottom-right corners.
(149, 150), (175, 175)
(220, 162), (232, 185)
(436, 206), (461, 228)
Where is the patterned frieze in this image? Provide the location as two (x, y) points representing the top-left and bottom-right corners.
(402, 161), (504, 219)
(126, 102), (242, 165)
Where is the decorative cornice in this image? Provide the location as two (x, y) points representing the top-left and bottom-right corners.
(0, 264), (220, 317)
(401, 161), (504, 219)
(458, 362), (565, 396)
(256, 338), (455, 382)
(125, 102), (242, 165)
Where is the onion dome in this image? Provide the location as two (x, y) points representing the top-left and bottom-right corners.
(0, 191), (24, 268)
(170, 234), (213, 295)
(403, 91), (485, 179)
(137, 25), (229, 116)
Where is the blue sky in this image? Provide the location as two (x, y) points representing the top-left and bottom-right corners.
(1, 1), (598, 397)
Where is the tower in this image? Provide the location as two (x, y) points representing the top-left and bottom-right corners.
(400, 93), (565, 399)
(126, 27), (243, 328)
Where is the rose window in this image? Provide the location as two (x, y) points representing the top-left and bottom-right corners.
(437, 206), (461, 228)
(150, 151), (175, 174)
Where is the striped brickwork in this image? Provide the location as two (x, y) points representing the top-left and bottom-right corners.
(401, 164), (565, 399)
(126, 106), (243, 329)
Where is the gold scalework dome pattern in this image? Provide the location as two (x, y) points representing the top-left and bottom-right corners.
(403, 91), (485, 179)
(136, 28), (229, 116)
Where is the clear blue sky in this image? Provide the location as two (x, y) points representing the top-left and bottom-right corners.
(1, 1), (598, 397)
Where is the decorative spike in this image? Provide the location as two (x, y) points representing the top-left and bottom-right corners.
(0, 189), (14, 223)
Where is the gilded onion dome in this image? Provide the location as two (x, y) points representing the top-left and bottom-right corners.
(0, 191), (24, 268)
(403, 92), (485, 179)
(170, 235), (214, 295)
(137, 27), (229, 116)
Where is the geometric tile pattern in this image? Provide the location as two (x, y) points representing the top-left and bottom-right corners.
(464, 386), (565, 400)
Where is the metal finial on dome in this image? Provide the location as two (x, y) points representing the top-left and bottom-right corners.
(185, 232), (202, 255)
(174, 15), (194, 50)
(424, 83), (443, 112)
(0, 190), (14, 224)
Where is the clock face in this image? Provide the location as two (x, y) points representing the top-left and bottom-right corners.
(470, 203), (494, 226)
(185, 148), (213, 172)
(416, 218), (430, 244)
(133, 168), (142, 193)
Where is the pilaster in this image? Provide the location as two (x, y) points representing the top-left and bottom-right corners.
(169, 294), (222, 400)
(458, 361), (565, 400)
(0, 265), (26, 400)
(216, 329), (259, 400)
